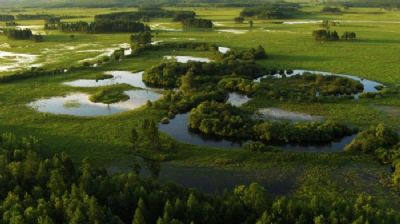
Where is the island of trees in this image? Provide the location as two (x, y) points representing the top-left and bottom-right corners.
(2, 28), (43, 42)
(240, 3), (302, 19)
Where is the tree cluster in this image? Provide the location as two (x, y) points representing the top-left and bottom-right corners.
(189, 101), (253, 139)
(321, 6), (342, 13)
(313, 30), (357, 41)
(59, 20), (148, 33)
(221, 45), (266, 61)
(182, 18), (213, 29)
(131, 31), (153, 47)
(143, 60), (266, 88)
(16, 14), (53, 20)
(258, 73), (364, 102)
(44, 17), (61, 30)
(253, 120), (354, 144)
(172, 11), (196, 22)
(2, 28), (43, 42)
(218, 77), (259, 94)
(188, 101), (354, 144)
(345, 124), (400, 192)
(94, 8), (196, 23)
(0, 14), (15, 21)
(240, 3), (302, 19)
(3, 28), (33, 40)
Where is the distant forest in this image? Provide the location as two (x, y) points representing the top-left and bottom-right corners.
(0, 0), (397, 8)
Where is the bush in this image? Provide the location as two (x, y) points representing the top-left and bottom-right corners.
(243, 141), (276, 152)
(345, 123), (399, 153)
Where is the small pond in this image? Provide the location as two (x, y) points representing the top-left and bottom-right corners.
(226, 92), (251, 107)
(64, 71), (148, 89)
(218, 47), (231, 54)
(255, 108), (323, 122)
(28, 90), (162, 116)
(218, 29), (248, 34)
(164, 56), (212, 63)
(0, 50), (39, 72)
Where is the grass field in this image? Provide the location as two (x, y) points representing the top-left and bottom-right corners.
(1, 5), (400, 199)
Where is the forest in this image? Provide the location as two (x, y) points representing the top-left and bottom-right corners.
(0, 132), (399, 224)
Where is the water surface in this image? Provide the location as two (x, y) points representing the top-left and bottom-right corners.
(159, 112), (354, 152)
(164, 56), (212, 63)
(226, 92), (251, 107)
(64, 71), (147, 89)
(255, 108), (323, 122)
(29, 90), (161, 116)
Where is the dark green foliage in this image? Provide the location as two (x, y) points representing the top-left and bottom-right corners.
(131, 41), (218, 57)
(321, 6), (342, 13)
(131, 31), (153, 46)
(343, 124), (400, 191)
(234, 16), (245, 23)
(253, 120), (354, 144)
(182, 18), (213, 29)
(345, 123), (399, 153)
(5, 21), (18, 26)
(0, 14), (15, 21)
(3, 29), (33, 40)
(221, 45), (267, 61)
(162, 88), (227, 114)
(0, 132), (398, 223)
(89, 84), (131, 104)
(16, 14), (53, 20)
(59, 20), (147, 33)
(342, 32), (357, 40)
(143, 60), (266, 88)
(240, 3), (301, 19)
(144, 62), (189, 88)
(243, 141), (277, 152)
(258, 74), (364, 102)
(312, 29), (340, 41)
(94, 8), (196, 22)
(189, 101), (253, 139)
(172, 11), (196, 22)
(218, 77), (258, 94)
(44, 17), (61, 30)
(313, 28), (357, 41)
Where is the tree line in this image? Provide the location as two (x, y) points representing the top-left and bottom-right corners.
(0, 14), (15, 21)
(240, 3), (302, 19)
(94, 7), (195, 22)
(313, 30), (357, 41)
(59, 20), (148, 33)
(2, 28), (43, 42)
(182, 18), (213, 29)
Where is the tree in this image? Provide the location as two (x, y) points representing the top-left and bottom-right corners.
(47, 169), (66, 196)
(131, 31), (152, 46)
(234, 16), (245, 24)
(130, 128), (139, 150)
(180, 70), (195, 94)
(141, 119), (161, 152)
(132, 207), (146, 224)
(249, 20), (254, 28)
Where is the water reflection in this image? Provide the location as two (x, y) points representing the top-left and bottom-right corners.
(28, 90), (162, 116)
